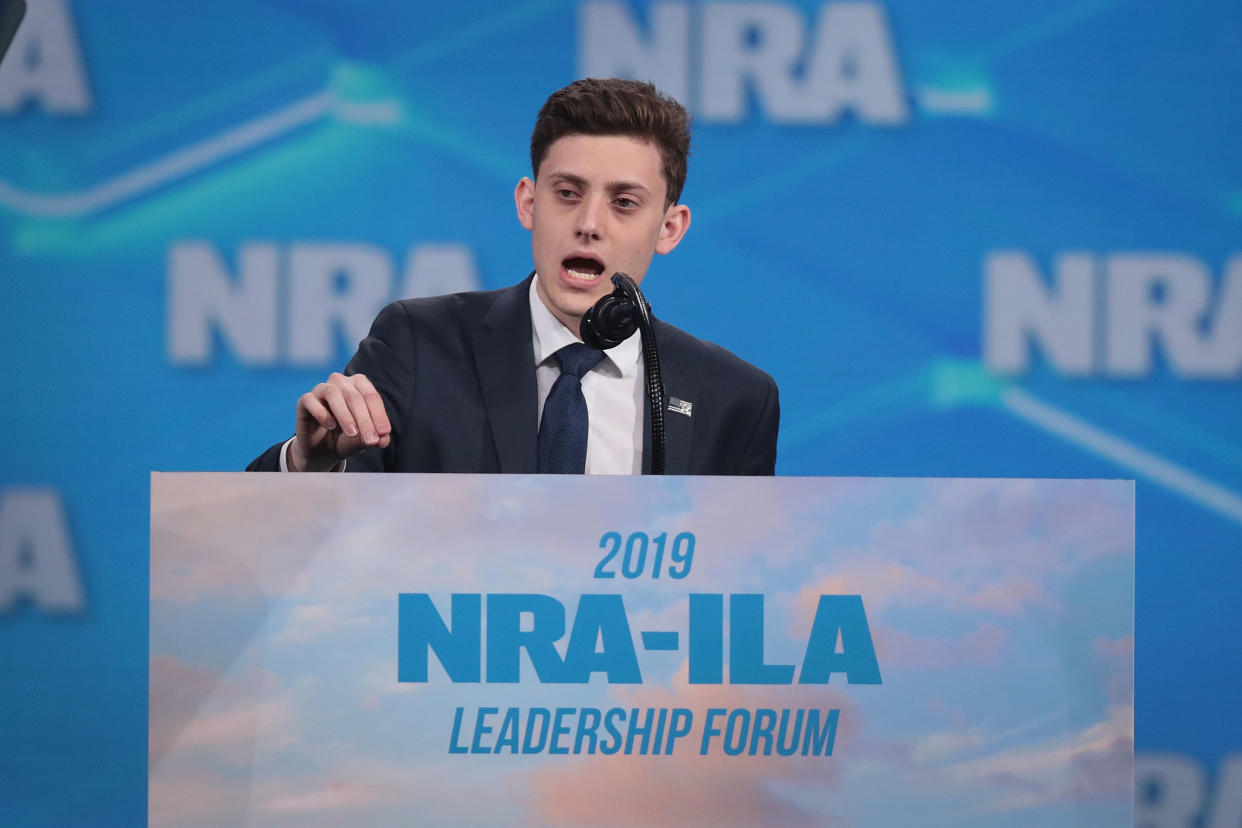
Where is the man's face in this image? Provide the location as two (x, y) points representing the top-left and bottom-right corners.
(515, 133), (691, 335)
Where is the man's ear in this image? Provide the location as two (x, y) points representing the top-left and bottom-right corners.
(655, 203), (691, 255)
(514, 177), (535, 231)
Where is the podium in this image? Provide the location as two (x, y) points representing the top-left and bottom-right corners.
(150, 474), (1133, 826)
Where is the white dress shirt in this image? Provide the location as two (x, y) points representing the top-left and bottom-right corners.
(282, 278), (645, 473)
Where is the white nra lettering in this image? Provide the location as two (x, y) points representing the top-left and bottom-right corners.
(579, 2), (691, 105)
(0, 0), (93, 115)
(984, 251), (1094, 376)
(168, 242), (279, 365)
(0, 488), (84, 613)
(579, 1), (908, 125)
(984, 251), (1242, 379)
(166, 240), (480, 366)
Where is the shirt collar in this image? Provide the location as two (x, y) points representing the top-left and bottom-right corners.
(529, 275), (641, 377)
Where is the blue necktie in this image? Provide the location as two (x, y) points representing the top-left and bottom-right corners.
(538, 343), (606, 474)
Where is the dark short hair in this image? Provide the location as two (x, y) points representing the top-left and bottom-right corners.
(530, 78), (692, 208)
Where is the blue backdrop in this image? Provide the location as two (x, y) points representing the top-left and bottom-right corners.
(2, 0), (1239, 823)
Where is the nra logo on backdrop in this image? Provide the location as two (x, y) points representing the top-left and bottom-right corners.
(580, 1), (910, 125)
(166, 240), (481, 367)
(985, 251), (1242, 380)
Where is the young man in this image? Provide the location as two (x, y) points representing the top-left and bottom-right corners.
(248, 78), (778, 475)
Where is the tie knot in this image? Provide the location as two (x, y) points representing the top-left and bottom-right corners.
(555, 343), (605, 378)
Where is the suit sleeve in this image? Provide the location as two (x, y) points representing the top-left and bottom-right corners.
(738, 375), (780, 475)
(245, 301), (418, 472)
(246, 442), (285, 471)
(340, 300), (421, 472)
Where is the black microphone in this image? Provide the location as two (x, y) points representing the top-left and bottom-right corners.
(581, 273), (641, 349)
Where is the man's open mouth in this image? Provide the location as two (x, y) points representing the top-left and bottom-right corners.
(563, 256), (605, 281)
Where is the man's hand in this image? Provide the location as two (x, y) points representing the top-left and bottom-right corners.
(287, 373), (392, 471)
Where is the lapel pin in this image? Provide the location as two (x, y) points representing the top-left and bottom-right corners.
(667, 398), (693, 417)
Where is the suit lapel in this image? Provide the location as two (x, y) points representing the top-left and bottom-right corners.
(647, 322), (696, 475)
(473, 276), (539, 473)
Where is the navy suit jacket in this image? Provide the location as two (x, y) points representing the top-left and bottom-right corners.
(248, 276), (779, 474)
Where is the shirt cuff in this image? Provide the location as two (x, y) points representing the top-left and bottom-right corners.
(280, 437), (346, 472)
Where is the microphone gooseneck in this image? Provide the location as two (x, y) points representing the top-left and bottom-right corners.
(580, 273), (666, 475)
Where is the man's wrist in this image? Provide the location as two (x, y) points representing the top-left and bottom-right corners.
(282, 436), (345, 472)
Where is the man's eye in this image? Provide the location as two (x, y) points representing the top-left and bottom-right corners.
(557, 189), (580, 200)
(615, 197), (638, 209)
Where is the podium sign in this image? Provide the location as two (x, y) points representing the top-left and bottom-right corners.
(150, 474), (1133, 826)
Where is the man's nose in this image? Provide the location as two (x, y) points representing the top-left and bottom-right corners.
(575, 197), (603, 240)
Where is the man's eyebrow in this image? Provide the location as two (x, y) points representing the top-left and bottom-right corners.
(607, 179), (652, 195)
(547, 172), (588, 189)
(546, 171), (652, 195)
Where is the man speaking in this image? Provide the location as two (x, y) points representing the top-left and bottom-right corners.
(248, 78), (778, 475)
